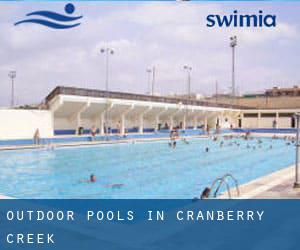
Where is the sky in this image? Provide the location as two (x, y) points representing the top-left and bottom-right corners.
(1, 1), (300, 107)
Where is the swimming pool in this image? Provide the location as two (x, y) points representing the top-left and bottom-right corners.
(0, 136), (295, 198)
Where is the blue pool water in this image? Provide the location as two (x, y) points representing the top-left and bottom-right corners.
(0, 137), (295, 199)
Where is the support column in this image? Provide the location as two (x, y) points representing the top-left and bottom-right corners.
(193, 116), (198, 130)
(204, 116), (208, 131)
(169, 116), (174, 130)
(70, 102), (90, 135)
(276, 112), (279, 129)
(76, 113), (81, 134)
(121, 113), (125, 135)
(139, 114), (144, 134)
(257, 112), (261, 128)
(155, 115), (160, 132)
(99, 112), (105, 135)
(240, 113), (244, 128)
(154, 107), (168, 132)
(182, 115), (186, 130)
(138, 107), (152, 134)
(119, 105), (134, 135)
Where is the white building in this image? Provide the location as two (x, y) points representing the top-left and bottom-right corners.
(0, 86), (299, 140)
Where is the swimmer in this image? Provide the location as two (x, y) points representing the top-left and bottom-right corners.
(205, 147), (209, 153)
(173, 141), (177, 149)
(246, 144), (250, 149)
(182, 138), (190, 145)
(106, 184), (124, 189)
(90, 174), (96, 183)
(269, 145), (272, 149)
(200, 187), (211, 199)
(80, 174), (96, 184)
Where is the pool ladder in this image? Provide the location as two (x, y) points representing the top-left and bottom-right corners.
(209, 173), (240, 198)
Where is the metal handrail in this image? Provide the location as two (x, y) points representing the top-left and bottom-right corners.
(209, 173), (240, 198)
(222, 173), (240, 197)
(210, 177), (232, 198)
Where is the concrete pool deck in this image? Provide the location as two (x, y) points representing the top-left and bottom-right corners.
(0, 132), (296, 151)
(219, 165), (300, 199)
(0, 133), (216, 151)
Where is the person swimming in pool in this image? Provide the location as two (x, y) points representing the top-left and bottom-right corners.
(205, 147), (209, 153)
(182, 138), (190, 144)
(168, 141), (176, 148)
(105, 184), (124, 189)
(200, 187), (211, 199)
(90, 174), (96, 183)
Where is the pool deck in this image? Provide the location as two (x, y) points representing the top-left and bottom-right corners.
(0, 131), (296, 151)
(0, 134), (211, 151)
(220, 165), (300, 199)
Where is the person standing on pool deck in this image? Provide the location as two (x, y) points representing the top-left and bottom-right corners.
(116, 121), (121, 135)
(90, 125), (97, 140)
(33, 128), (41, 145)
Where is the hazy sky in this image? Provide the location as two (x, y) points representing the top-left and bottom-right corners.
(1, 1), (300, 106)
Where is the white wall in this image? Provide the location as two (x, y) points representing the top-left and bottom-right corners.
(259, 117), (275, 128)
(242, 118), (259, 128)
(54, 117), (76, 130)
(242, 117), (293, 128)
(0, 109), (53, 140)
(278, 117), (291, 128)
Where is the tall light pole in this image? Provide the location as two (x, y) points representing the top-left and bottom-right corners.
(146, 68), (152, 95)
(100, 47), (114, 136)
(215, 80), (219, 103)
(230, 36), (237, 98)
(146, 66), (156, 96)
(183, 65), (192, 102)
(100, 47), (114, 93)
(8, 71), (16, 108)
(183, 65), (192, 129)
(151, 66), (156, 96)
(294, 113), (300, 188)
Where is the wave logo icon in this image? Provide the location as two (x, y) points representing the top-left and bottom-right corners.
(14, 3), (82, 29)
